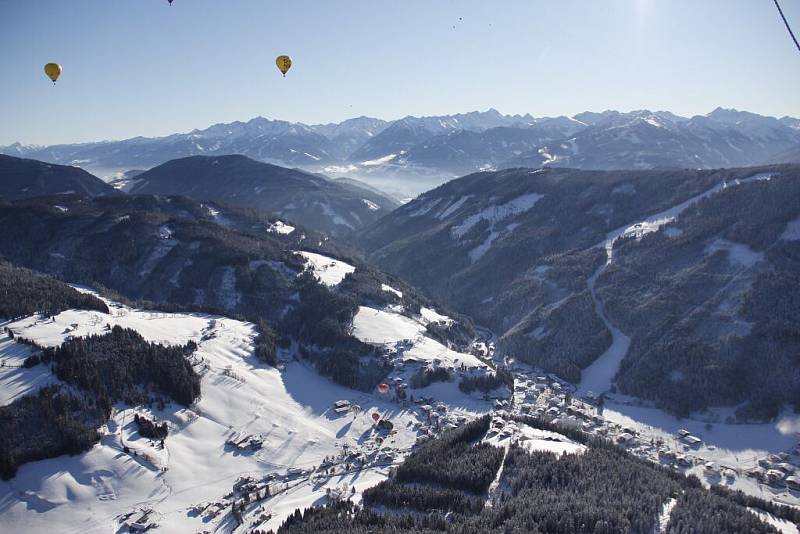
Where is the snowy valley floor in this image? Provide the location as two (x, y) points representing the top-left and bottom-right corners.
(2, 284), (800, 532)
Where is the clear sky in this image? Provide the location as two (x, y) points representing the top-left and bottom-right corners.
(1, 0), (799, 145)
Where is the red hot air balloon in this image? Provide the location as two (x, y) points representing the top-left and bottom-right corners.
(371, 413), (381, 423)
(377, 383), (390, 394)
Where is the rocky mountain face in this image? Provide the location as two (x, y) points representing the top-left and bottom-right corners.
(0, 154), (116, 200)
(358, 164), (800, 419)
(128, 154), (399, 236)
(1, 118), (340, 170)
(311, 116), (391, 159)
(507, 109), (800, 170)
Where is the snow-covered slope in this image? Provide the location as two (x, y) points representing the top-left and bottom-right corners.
(296, 251), (356, 287)
(352, 305), (485, 370)
(0, 288), (497, 533)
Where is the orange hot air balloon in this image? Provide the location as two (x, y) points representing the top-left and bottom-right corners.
(377, 383), (389, 394)
(371, 413), (381, 423)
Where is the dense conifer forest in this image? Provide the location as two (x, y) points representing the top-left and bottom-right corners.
(0, 261), (109, 320)
(0, 385), (103, 479)
(458, 367), (513, 394)
(0, 327), (200, 478)
(134, 413), (168, 441)
(275, 416), (794, 534)
(43, 326), (200, 406)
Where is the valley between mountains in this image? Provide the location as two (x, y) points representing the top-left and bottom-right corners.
(1, 126), (800, 533)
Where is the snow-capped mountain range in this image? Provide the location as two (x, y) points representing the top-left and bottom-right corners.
(4, 109), (799, 188)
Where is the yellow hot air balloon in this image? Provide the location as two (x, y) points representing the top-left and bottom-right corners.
(44, 63), (62, 84)
(276, 55), (292, 77)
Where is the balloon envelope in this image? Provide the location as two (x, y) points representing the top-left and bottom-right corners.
(44, 63), (62, 83)
(276, 55), (292, 76)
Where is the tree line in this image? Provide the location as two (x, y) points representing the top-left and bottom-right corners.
(0, 261), (108, 321)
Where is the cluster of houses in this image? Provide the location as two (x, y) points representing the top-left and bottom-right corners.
(417, 399), (468, 434)
(326, 483), (355, 502)
(748, 453), (800, 490)
(502, 367), (800, 498)
(507, 372), (733, 474)
(512, 375), (585, 425)
(190, 473), (296, 524)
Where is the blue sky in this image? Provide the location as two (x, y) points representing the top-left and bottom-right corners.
(1, 0), (799, 145)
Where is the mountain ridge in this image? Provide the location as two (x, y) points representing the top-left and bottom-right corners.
(5, 109), (798, 192)
(357, 164), (800, 419)
(0, 154), (116, 200)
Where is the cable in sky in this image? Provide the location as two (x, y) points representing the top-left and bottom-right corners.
(773, 0), (800, 53)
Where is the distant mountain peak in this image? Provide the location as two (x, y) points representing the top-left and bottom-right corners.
(2, 108), (798, 180)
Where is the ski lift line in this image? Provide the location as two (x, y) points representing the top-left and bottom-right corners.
(773, 0), (800, 53)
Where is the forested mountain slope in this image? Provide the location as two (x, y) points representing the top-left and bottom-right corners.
(0, 261), (109, 320)
(358, 165), (800, 418)
(0, 193), (471, 391)
(0, 154), (115, 200)
(128, 155), (399, 236)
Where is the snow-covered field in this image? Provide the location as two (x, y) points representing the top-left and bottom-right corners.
(451, 193), (543, 239)
(749, 507), (800, 534)
(295, 251), (355, 286)
(267, 220), (296, 235)
(705, 238), (765, 268)
(352, 306), (484, 370)
(381, 283), (403, 299)
(575, 266), (631, 398)
(0, 334), (56, 405)
(0, 294), (431, 533)
(483, 418), (586, 457)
